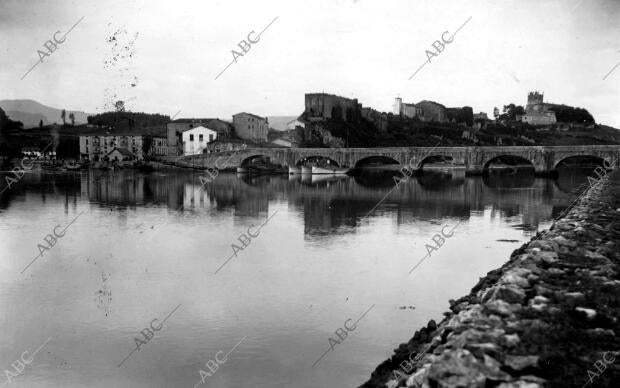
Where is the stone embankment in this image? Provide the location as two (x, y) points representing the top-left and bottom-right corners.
(361, 171), (620, 388)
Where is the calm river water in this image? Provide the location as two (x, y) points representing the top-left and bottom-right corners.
(0, 168), (592, 387)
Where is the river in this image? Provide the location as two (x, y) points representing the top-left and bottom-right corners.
(0, 167), (593, 387)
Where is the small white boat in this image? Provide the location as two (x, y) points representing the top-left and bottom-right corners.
(311, 166), (349, 175)
(301, 166), (313, 174)
(288, 166), (301, 174)
(236, 167), (248, 173)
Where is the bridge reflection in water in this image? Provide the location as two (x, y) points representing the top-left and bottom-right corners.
(0, 167), (598, 237)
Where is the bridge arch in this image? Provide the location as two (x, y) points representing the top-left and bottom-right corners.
(482, 155), (535, 174)
(554, 154), (609, 170)
(354, 155), (400, 168)
(240, 154), (273, 167)
(417, 154), (455, 170)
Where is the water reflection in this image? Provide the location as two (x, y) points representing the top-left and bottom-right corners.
(0, 166), (602, 388)
(0, 167), (597, 236)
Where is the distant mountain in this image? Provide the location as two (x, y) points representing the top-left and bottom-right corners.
(267, 115), (298, 131)
(0, 99), (89, 128)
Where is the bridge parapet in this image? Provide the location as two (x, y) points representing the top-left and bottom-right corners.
(174, 145), (620, 174)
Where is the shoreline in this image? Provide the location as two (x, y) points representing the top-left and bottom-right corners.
(360, 171), (620, 388)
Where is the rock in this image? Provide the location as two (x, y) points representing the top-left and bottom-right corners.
(405, 368), (427, 387)
(519, 375), (547, 384)
(585, 328), (615, 337)
(585, 250), (609, 260)
(528, 240), (558, 252)
(505, 355), (540, 371)
(575, 307), (597, 320)
(455, 305), (484, 323)
(426, 349), (492, 388)
(528, 296), (550, 313)
(565, 292), (585, 301)
(534, 285), (553, 297)
(551, 235), (577, 248)
(485, 300), (522, 316)
(503, 333), (520, 347)
(385, 379), (399, 388)
(464, 342), (501, 359)
(501, 272), (531, 288)
(547, 268), (565, 276)
(531, 295), (550, 304)
(537, 251), (559, 264)
(497, 381), (543, 388)
(494, 285), (527, 304)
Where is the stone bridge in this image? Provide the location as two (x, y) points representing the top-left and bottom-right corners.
(176, 145), (620, 174)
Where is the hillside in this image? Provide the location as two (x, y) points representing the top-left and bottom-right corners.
(302, 118), (620, 148)
(0, 99), (89, 128)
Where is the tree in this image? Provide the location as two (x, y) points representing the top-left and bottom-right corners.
(502, 104), (525, 120)
(69, 112), (75, 126)
(39, 120), (43, 128)
(493, 107), (499, 120)
(114, 100), (126, 112)
(61, 109), (66, 125)
(142, 135), (153, 157)
(549, 106), (594, 124)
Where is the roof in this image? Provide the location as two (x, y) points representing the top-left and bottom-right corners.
(416, 100), (447, 108)
(170, 118), (218, 123)
(181, 125), (218, 133)
(286, 117), (305, 125)
(210, 138), (247, 144)
(305, 92), (357, 102)
(232, 112), (268, 121)
(107, 147), (135, 157)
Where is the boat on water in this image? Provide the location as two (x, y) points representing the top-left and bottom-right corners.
(237, 167), (248, 173)
(63, 162), (81, 171)
(288, 166), (301, 174)
(301, 166), (313, 174)
(311, 166), (349, 175)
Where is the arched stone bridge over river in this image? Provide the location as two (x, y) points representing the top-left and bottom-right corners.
(174, 145), (620, 174)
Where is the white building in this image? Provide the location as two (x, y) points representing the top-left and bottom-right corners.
(182, 126), (218, 155)
(393, 97), (422, 118)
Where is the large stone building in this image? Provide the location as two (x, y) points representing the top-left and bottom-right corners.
(79, 134), (168, 161)
(521, 91), (557, 125)
(393, 97), (450, 122)
(79, 134), (141, 161)
(416, 100), (448, 122)
(304, 93), (361, 122)
(232, 112), (269, 143)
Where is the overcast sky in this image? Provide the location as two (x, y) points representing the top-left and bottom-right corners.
(1, 0), (619, 126)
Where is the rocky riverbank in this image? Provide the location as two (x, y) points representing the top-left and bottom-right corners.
(361, 171), (620, 388)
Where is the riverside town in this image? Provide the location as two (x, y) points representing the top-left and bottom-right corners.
(1, 1), (619, 387)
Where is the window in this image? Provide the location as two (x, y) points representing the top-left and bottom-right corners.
(190, 134), (194, 141)
(199, 134), (204, 142)
(86, 139), (88, 145)
(209, 134), (214, 142)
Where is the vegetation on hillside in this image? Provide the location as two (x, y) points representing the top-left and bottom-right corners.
(87, 111), (170, 131)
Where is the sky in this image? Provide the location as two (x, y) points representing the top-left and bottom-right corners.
(1, 0), (619, 127)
